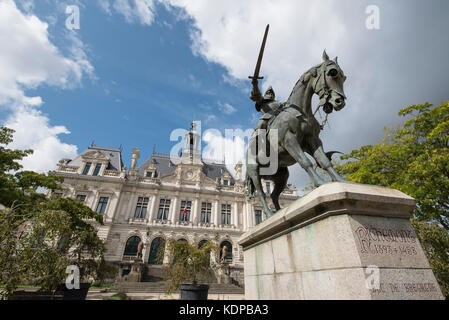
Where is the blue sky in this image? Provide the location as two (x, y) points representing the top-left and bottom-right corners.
(5, 1), (252, 164)
(1, 0), (449, 192)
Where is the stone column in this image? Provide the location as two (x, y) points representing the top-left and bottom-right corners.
(213, 199), (220, 226)
(90, 190), (99, 211)
(105, 192), (118, 222)
(170, 196), (179, 224)
(192, 196), (200, 225)
(99, 163), (107, 176)
(238, 182), (444, 300)
(247, 203), (254, 229)
(233, 201), (239, 229)
(242, 202), (248, 231)
(147, 193), (158, 223)
(87, 163), (96, 176)
(126, 192), (137, 221)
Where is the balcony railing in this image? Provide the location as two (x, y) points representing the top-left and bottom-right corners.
(103, 170), (121, 177)
(57, 165), (79, 173)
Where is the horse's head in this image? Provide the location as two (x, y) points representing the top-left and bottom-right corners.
(312, 50), (347, 114)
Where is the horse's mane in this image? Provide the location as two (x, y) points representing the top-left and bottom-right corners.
(286, 63), (323, 103)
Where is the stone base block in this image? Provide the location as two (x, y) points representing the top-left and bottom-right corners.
(238, 182), (443, 300)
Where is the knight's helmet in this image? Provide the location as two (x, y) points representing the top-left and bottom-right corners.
(264, 86), (275, 100)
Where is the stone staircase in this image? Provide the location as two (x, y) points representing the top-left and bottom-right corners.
(111, 280), (244, 294)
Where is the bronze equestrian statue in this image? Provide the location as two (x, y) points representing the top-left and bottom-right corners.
(246, 25), (348, 219)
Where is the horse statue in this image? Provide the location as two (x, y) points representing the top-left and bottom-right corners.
(246, 50), (348, 219)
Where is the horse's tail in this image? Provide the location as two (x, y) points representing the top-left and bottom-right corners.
(246, 172), (256, 200)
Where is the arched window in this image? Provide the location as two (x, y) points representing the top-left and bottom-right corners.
(198, 240), (208, 249)
(177, 238), (188, 243)
(148, 237), (165, 265)
(123, 236), (141, 257)
(220, 241), (233, 262)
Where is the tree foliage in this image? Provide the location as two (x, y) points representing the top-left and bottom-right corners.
(337, 102), (449, 229)
(0, 126), (63, 209)
(0, 126), (114, 299)
(412, 219), (449, 298)
(162, 238), (219, 294)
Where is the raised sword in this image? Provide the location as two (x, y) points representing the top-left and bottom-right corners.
(249, 24), (270, 81)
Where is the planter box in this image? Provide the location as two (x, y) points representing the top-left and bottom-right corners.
(12, 291), (64, 300)
(12, 283), (91, 300)
(180, 284), (209, 300)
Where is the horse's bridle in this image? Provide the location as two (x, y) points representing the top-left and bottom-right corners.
(312, 62), (346, 115)
(312, 63), (334, 114)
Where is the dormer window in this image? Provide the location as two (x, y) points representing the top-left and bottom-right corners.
(145, 169), (157, 178)
(92, 163), (102, 176)
(223, 179), (229, 186)
(82, 162), (92, 175)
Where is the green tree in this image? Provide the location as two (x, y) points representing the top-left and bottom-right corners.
(0, 126), (115, 299)
(336, 102), (449, 297)
(162, 238), (219, 295)
(0, 126), (63, 209)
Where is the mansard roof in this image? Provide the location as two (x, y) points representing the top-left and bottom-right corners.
(66, 146), (124, 171)
(137, 152), (177, 177)
(137, 152), (235, 184)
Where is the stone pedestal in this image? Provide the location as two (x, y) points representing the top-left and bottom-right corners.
(238, 182), (443, 300)
(121, 260), (144, 282)
(216, 263), (232, 284)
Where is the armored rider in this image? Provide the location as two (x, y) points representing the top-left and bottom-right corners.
(250, 79), (285, 138)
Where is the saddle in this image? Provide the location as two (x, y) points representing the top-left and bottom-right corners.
(266, 104), (305, 128)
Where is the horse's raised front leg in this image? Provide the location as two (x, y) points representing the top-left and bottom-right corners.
(270, 167), (289, 211)
(308, 137), (346, 183)
(283, 131), (326, 187)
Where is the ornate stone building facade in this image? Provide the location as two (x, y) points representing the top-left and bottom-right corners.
(52, 124), (298, 281)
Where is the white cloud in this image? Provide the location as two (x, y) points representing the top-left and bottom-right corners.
(218, 102), (237, 115)
(99, 0), (157, 25)
(4, 107), (78, 173)
(165, 0), (346, 100)
(0, 0), (92, 172)
(98, 0), (112, 15)
(0, 0), (93, 107)
(202, 128), (251, 178)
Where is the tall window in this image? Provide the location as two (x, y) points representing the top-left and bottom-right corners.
(157, 199), (170, 220)
(96, 197), (109, 214)
(92, 163), (102, 176)
(76, 194), (87, 202)
(134, 197), (149, 219)
(148, 237), (165, 265)
(123, 236), (141, 257)
(266, 182), (271, 194)
(221, 204), (231, 225)
(82, 162), (91, 175)
(179, 200), (192, 222)
(201, 202), (212, 224)
(255, 209), (263, 225)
